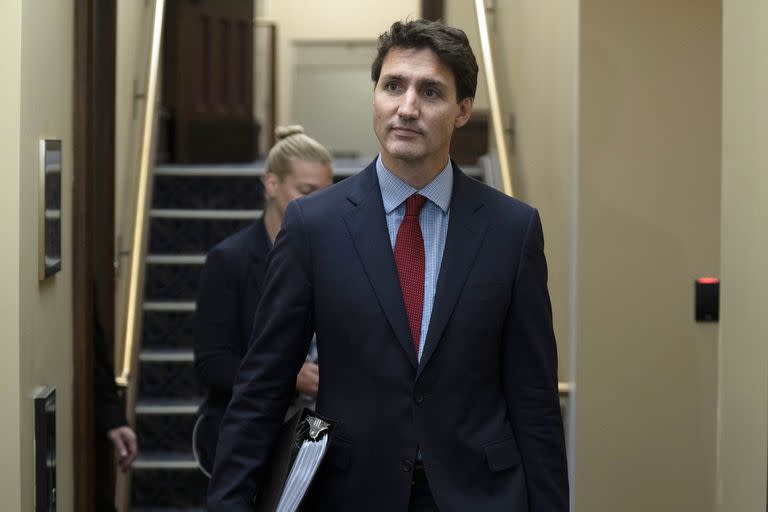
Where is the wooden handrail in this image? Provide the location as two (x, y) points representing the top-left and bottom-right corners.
(116, 0), (164, 389)
(115, 0), (165, 510)
(474, 0), (515, 197)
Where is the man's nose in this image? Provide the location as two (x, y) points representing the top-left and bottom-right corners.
(397, 89), (419, 119)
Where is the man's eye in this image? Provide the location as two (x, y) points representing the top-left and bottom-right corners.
(425, 88), (439, 98)
(385, 82), (399, 91)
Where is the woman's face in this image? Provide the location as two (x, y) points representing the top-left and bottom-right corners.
(264, 158), (333, 220)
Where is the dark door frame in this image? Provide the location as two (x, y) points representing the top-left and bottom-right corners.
(73, 0), (117, 510)
(422, 0), (444, 21)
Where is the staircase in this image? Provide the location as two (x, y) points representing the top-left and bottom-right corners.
(131, 163), (266, 510)
(130, 159), (485, 510)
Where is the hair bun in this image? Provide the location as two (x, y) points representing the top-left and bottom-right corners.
(275, 125), (305, 141)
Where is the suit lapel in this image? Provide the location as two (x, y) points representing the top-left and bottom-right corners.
(246, 218), (271, 289)
(418, 169), (488, 378)
(343, 164), (418, 369)
(243, 220), (270, 338)
(248, 217), (272, 262)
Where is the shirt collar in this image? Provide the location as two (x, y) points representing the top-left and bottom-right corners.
(375, 155), (453, 214)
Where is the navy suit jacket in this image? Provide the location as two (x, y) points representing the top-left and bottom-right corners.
(194, 219), (270, 417)
(208, 161), (568, 511)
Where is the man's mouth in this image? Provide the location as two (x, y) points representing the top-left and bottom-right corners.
(391, 126), (422, 136)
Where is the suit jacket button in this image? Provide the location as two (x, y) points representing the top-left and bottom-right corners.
(401, 460), (413, 472)
(414, 392), (424, 404)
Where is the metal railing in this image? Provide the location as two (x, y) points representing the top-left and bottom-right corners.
(474, 0), (515, 197)
(114, 0), (166, 510)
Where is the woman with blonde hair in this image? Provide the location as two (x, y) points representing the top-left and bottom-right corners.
(193, 126), (333, 476)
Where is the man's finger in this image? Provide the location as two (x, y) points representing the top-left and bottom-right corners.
(126, 431), (138, 457)
(110, 434), (128, 457)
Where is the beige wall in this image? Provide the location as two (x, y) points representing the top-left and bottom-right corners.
(575, 1), (721, 510)
(261, 0), (419, 128)
(291, 41), (381, 158)
(115, 0), (156, 354)
(0, 0), (78, 511)
(717, 1), (768, 510)
(115, 0), (148, 230)
(443, 0), (489, 111)
(473, 1), (578, 383)
(0, 2), (23, 510)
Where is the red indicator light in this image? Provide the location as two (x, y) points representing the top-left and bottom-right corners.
(697, 277), (720, 285)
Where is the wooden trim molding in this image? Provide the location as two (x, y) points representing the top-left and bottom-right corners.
(73, 0), (117, 510)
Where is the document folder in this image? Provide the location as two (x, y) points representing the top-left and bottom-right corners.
(252, 408), (336, 512)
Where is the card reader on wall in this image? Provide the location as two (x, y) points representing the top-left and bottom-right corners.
(695, 277), (719, 322)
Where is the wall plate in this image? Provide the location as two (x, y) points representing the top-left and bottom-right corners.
(34, 387), (56, 512)
(39, 139), (62, 280)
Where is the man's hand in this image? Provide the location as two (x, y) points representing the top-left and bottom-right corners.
(107, 426), (138, 472)
(296, 362), (319, 398)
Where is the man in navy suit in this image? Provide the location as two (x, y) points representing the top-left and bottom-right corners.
(208, 19), (568, 511)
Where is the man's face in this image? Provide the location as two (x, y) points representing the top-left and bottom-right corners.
(373, 47), (473, 173)
(264, 158), (333, 219)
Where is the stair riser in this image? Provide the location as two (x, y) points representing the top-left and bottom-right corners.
(131, 469), (207, 507)
(145, 264), (203, 301)
(142, 311), (195, 350)
(136, 414), (198, 453)
(139, 362), (203, 400)
(153, 174), (265, 210)
(149, 218), (254, 254)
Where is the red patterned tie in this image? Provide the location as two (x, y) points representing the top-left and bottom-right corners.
(394, 194), (427, 354)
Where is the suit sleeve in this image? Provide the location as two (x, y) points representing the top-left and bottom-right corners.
(194, 245), (243, 393)
(502, 208), (569, 511)
(207, 200), (315, 511)
(93, 311), (128, 434)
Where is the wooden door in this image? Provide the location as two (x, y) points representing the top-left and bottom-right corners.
(163, 0), (257, 163)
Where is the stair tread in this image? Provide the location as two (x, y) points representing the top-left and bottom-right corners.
(147, 254), (207, 265)
(143, 301), (196, 312)
(134, 452), (198, 470)
(140, 348), (194, 362)
(137, 451), (195, 459)
(154, 164), (266, 176)
(150, 208), (262, 219)
(137, 398), (201, 415)
(137, 398), (202, 406)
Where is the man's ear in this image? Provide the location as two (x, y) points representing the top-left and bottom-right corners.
(263, 172), (278, 199)
(454, 96), (474, 129)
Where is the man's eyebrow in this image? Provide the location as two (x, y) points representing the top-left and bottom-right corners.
(419, 78), (447, 90)
(380, 73), (405, 83)
(379, 74), (448, 90)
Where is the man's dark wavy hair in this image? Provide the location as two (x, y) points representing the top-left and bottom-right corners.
(371, 19), (478, 102)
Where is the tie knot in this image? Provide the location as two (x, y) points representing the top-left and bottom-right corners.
(404, 194), (427, 217)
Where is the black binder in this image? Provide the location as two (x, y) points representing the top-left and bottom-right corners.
(252, 408), (336, 512)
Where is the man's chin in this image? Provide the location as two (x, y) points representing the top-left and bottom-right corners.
(384, 144), (423, 163)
